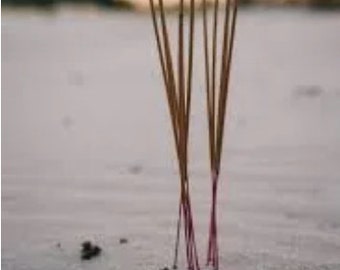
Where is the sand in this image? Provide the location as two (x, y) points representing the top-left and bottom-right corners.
(2, 7), (340, 270)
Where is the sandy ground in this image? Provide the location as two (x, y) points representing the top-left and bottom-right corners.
(2, 8), (340, 270)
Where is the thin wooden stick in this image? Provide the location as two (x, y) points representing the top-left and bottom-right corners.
(158, 0), (182, 134)
(218, 0), (231, 135)
(216, 0), (238, 169)
(149, 0), (178, 150)
(178, 0), (186, 180)
(202, 0), (215, 173)
(185, 0), (195, 144)
(211, 0), (219, 159)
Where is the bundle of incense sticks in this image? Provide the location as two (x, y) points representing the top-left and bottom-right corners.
(203, 0), (238, 268)
(149, 0), (199, 269)
(149, 0), (238, 269)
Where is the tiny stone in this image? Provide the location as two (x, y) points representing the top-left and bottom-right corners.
(80, 241), (102, 261)
(81, 241), (92, 251)
(119, 238), (128, 244)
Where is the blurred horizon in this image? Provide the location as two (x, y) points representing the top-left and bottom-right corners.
(2, 0), (340, 11)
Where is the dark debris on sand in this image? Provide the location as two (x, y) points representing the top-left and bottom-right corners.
(80, 241), (102, 260)
(119, 238), (128, 244)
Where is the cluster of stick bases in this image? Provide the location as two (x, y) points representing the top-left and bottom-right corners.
(149, 0), (238, 269)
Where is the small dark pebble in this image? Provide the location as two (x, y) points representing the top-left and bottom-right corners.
(119, 238), (128, 244)
(160, 267), (169, 270)
(82, 241), (92, 251)
(80, 241), (102, 261)
(56, 243), (61, 248)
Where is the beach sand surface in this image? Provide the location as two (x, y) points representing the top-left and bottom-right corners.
(2, 8), (340, 270)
